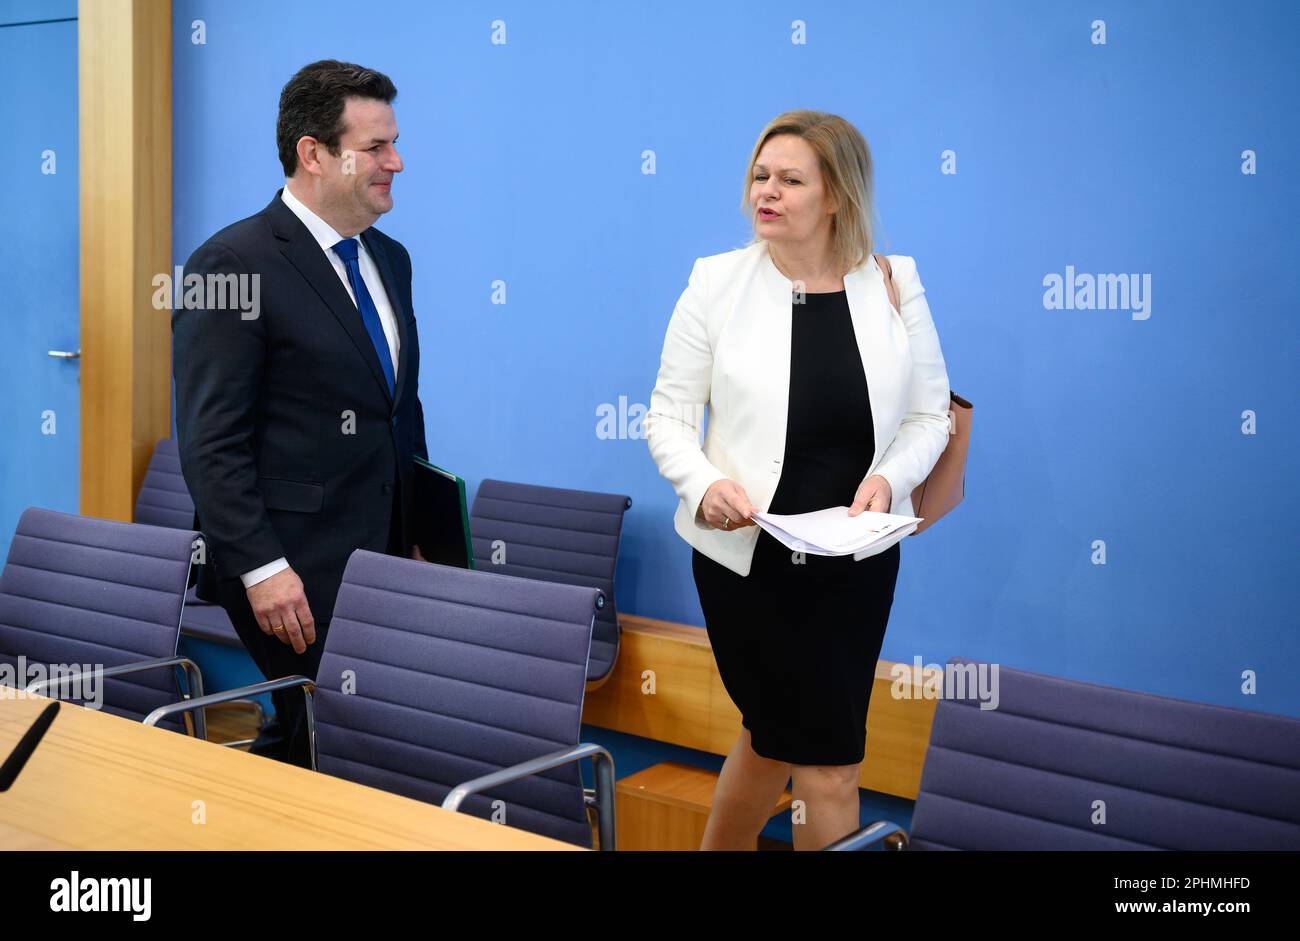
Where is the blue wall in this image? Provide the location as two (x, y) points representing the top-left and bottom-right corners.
(171, 0), (1300, 719)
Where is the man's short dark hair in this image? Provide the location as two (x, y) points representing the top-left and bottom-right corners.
(276, 59), (397, 177)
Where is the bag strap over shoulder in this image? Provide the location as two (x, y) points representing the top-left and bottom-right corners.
(873, 252), (901, 315)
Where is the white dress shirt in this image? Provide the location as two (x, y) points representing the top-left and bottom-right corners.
(240, 186), (402, 590)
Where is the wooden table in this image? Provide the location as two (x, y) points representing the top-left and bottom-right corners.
(0, 690), (582, 850)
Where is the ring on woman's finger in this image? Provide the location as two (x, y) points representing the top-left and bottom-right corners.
(272, 624), (286, 633)
(723, 516), (731, 528)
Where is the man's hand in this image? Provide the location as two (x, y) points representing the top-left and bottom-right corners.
(699, 479), (757, 530)
(246, 566), (316, 655)
(848, 474), (892, 516)
(410, 543), (427, 562)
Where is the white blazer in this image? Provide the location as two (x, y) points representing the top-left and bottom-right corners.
(645, 240), (951, 577)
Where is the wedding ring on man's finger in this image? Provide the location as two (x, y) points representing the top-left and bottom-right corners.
(723, 516), (731, 528)
(272, 624), (286, 634)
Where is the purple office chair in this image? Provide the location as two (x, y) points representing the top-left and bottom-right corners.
(135, 437), (266, 745)
(1, 507), (205, 736)
(470, 478), (631, 687)
(145, 549), (616, 849)
(829, 656), (1300, 851)
(133, 437), (242, 649)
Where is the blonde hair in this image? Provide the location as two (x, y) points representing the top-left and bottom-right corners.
(741, 110), (876, 275)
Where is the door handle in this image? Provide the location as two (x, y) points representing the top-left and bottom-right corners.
(47, 349), (81, 359)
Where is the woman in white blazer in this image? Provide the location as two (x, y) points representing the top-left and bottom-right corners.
(645, 111), (951, 851)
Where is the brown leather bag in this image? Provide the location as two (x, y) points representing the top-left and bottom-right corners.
(874, 253), (971, 535)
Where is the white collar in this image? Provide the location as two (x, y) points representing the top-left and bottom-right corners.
(280, 184), (356, 255)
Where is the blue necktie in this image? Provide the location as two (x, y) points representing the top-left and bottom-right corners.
(331, 237), (395, 398)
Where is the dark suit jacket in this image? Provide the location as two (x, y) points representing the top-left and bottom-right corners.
(172, 189), (428, 627)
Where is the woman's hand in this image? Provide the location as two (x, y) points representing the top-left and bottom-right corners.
(700, 479), (757, 530)
(848, 474), (892, 516)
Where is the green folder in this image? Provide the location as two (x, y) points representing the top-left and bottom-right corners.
(412, 456), (474, 569)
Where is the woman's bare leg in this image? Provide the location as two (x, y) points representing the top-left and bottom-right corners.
(700, 727), (793, 850)
(790, 763), (862, 850)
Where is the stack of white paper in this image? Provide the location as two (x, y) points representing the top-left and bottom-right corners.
(750, 507), (922, 561)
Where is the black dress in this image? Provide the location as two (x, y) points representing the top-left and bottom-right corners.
(692, 289), (902, 766)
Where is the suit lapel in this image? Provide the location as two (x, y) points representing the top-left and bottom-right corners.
(752, 251), (794, 470)
(758, 248), (906, 480)
(845, 255), (909, 476)
(266, 192), (395, 406)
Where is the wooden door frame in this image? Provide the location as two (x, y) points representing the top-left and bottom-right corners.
(79, 0), (171, 520)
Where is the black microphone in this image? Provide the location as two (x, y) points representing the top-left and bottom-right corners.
(0, 701), (60, 792)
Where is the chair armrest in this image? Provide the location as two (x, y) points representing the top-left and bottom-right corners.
(24, 656), (203, 696)
(442, 742), (617, 850)
(824, 820), (910, 851)
(24, 656), (207, 740)
(142, 676), (317, 769)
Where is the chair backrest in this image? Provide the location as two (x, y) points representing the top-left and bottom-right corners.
(469, 478), (630, 682)
(909, 657), (1300, 850)
(132, 438), (197, 530)
(315, 549), (603, 847)
(0, 507), (198, 728)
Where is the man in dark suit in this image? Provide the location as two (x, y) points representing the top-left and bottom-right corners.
(172, 60), (427, 766)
